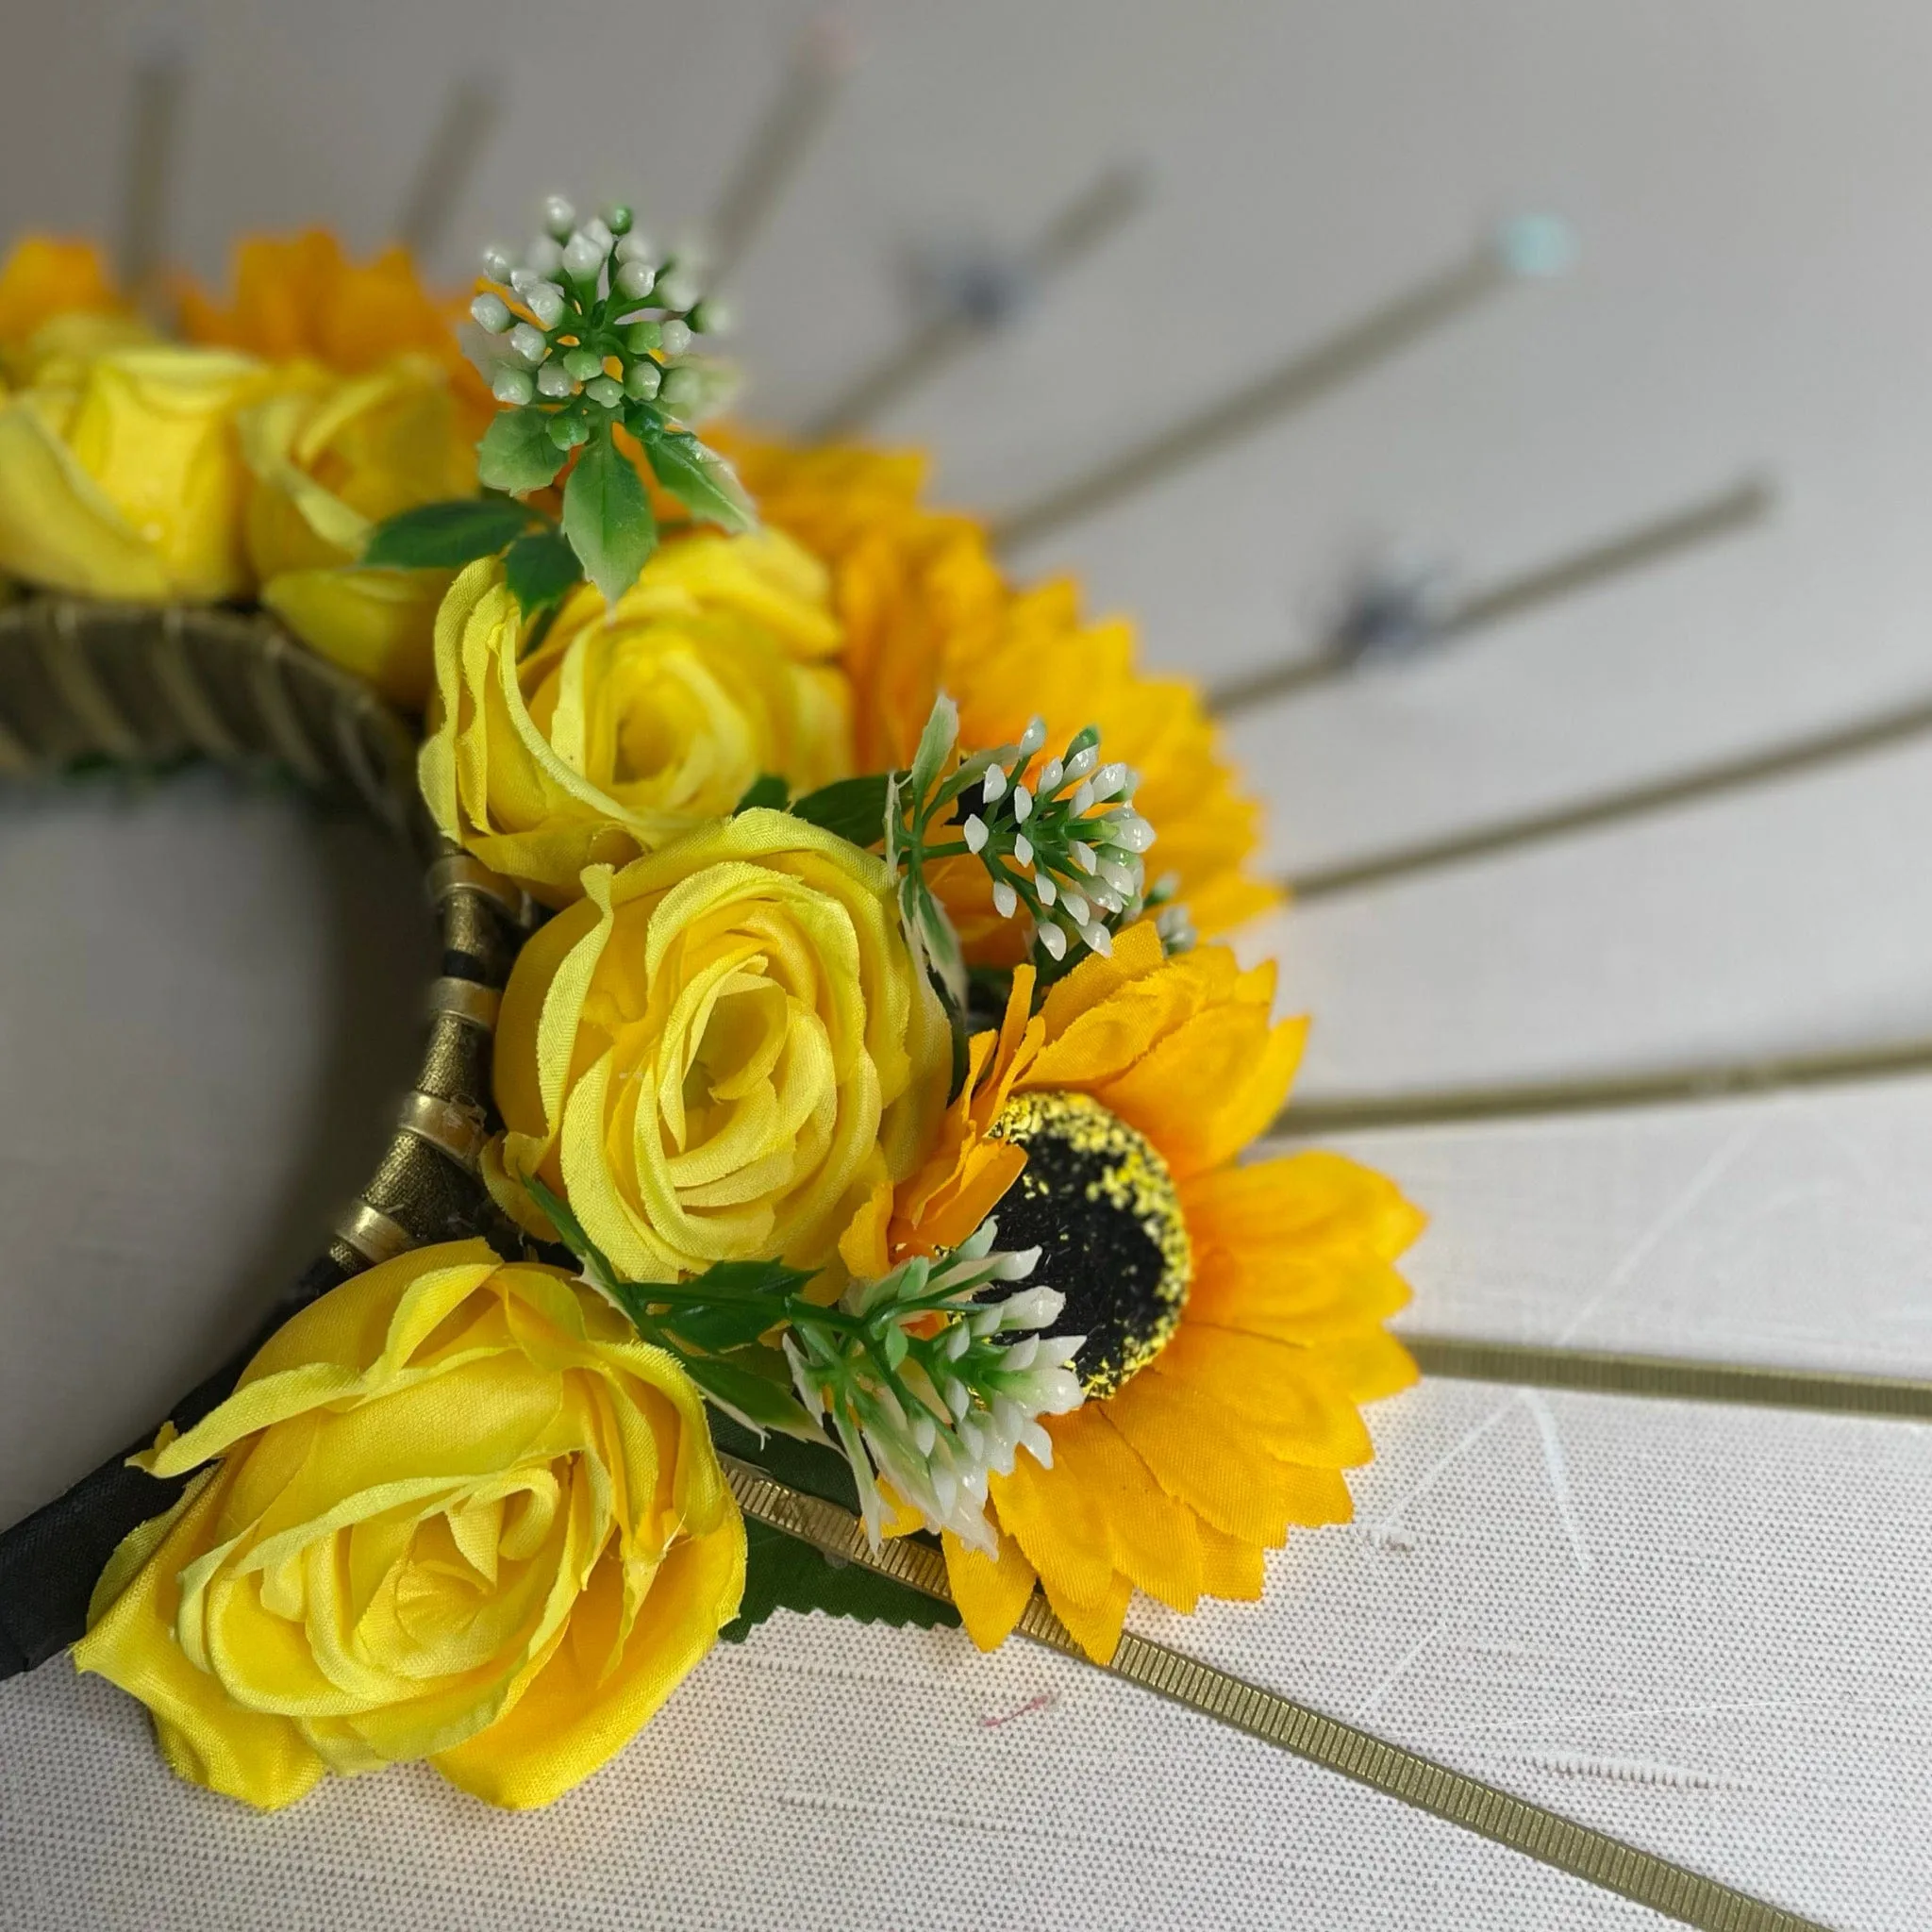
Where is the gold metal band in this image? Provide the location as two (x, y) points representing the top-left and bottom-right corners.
(394, 1090), (489, 1171)
(246, 632), (327, 788)
(330, 1200), (416, 1268)
(151, 606), (242, 758)
(1407, 1334), (1932, 1423)
(36, 603), (142, 758)
(427, 976), (501, 1031)
(426, 851), (531, 924)
(720, 1457), (1824, 1932)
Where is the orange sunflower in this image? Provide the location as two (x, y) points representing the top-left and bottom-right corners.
(179, 229), (493, 429)
(728, 438), (1279, 954)
(0, 236), (143, 381)
(851, 918), (1421, 1663)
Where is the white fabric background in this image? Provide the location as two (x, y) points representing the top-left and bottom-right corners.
(8, 2), (1932, 1926)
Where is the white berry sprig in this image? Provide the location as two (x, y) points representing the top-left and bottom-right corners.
(467, 192), (754, 602)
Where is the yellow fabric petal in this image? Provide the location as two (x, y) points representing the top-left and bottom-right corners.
(941, 1527), (1038, 1652)
(1103, 1363), (1351, 1546)
(1097, 1006), (1307, 1179)
(1193, 1518), (1266, 1602)
(74, 1465), (328, 1810)
(1035, 919), (1167, 1043)
(1306, 1330), (1421, 1406)
(1149, 1325), (1374, 1467)
(1058, 1410), (1204, 1616)
(989, 1440), (1117, 1614)
(1045, 1570), (1132, 1664)
(432, 1510), (745, 1809)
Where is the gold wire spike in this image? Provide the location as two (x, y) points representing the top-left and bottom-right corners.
(1280, 677), (1932, 903)
(393, 74), (502, 266)
(990, 217), (1573, 554)
(117, 49), (187, 317)
(803, 162), (1148, 440)
(1403, 1336), (1932, 1423)
(1208, 475), (1774, 718)
(705, 13), (854, 290)
(720, 1457), (1825, 1932)
(1267, 1034), (1932, 1140)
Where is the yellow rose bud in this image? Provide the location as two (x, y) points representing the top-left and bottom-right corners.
(0, 344), (271, 601)
(73, 1240), (744, 1812)
(419, 534), (854, 905)
(489, 811), (951, 1279)
(241, 358), (475, 708)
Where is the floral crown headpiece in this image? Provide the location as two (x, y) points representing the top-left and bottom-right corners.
(0, 188), (1412, 1823)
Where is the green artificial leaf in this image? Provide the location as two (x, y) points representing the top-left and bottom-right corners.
(681, 1349), (821, 1440)
(641, 427), (757, 534)
(504, 527), (583, 617)
(692, 1258), (818, 1298)
(711, 1411), (858, 1510)
(790, 772), (894, 846)
(721, 1518), (959, 1643)
(734, 773), (791, 813)
(562, 423), (658, 604)
(524, 1176), (618, 1291)
(941, 974), (970, 1103)
(362, 497), (532, 569)
(907, 692), (958, 806)
(478, 409), (569, 494)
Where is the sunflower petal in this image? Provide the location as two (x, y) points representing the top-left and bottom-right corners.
(1306, 1330), (1420, 1405)
(1057, 1410), (1204, 1615)
(1187, 1153), (1426, 1262)
(1104, 1366), (1342, 1545)
(1193, 1518), (1265, 1601)
(1044, 1569), (1133, 1665)
(989, 1437), (1116, 1610)
(941, 1528), (1038, 1652)
(1150, 1325), (1374, 1467)
(1036, 920), (1166, 1041)
(1097, 1006), (1307, 1179)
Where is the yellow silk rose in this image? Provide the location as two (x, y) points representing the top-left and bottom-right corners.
(490, 810), (951, 1279)
(419, 534), (854, 905)
(0, 344), (271, 600)
(241, 356), (475, 708)
(73, 1240), (744, 1812)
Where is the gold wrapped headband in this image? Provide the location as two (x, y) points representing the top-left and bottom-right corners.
(0, 595), (526, 1673)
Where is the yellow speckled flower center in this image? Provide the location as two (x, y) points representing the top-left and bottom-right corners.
(988, 1089), (1191, 1396)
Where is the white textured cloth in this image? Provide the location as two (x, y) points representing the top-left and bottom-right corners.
(9, 1), (1932, 1925)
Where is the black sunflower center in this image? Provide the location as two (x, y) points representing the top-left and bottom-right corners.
(987, 1090), (1191, 1398)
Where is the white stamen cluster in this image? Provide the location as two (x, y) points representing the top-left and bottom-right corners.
(960, 716), (1158, 964)
(782, 1221), (1085, 1552)
(469, 193), (729, 431)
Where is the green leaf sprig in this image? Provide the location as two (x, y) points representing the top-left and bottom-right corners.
(362, 192), (756, 615)
(525, 1179), (1084, 1551)
(471, 193), (753, 602)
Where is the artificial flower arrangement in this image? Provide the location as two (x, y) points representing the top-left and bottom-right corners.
(0, 197), (1422, 1811)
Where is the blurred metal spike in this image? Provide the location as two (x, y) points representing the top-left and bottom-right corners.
(1282, 672), (1932, 906)
(805, 161), (1149, 440)
(1266, 1034), (1932, 1139)
(1208, 475), (1775, 718)
(991, 218), (1573, 554)
(707, 13), (854, 289)
(118, 51), (187, 314)
(394, 75), (502, 266)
